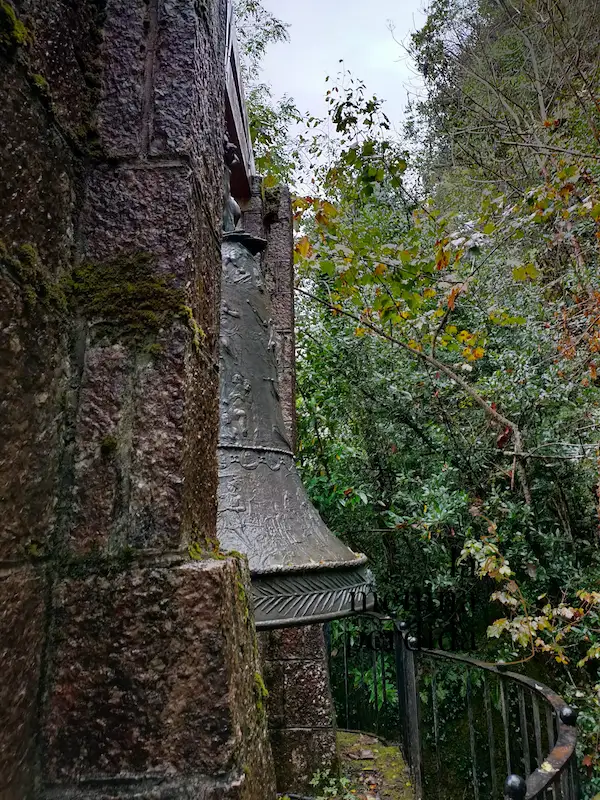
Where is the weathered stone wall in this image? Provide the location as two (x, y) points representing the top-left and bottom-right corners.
(243, 184), (339, 794)
(0, 2), (275, 798)
(260, 626), (339, 794)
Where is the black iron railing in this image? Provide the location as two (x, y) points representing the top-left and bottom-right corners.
(327, 612), (578, 800)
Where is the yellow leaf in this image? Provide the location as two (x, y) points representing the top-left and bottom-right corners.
(473, 346), (485, 359)
(295, 236), (311, 259)
(322, 200), (338, 219)
(374, 263), (387, 277)
(423, 287), (436, 299)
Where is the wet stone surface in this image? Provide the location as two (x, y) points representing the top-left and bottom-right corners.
(337, 731), (414, 800)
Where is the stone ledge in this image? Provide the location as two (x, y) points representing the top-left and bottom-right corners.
(43, 767), (255, 799)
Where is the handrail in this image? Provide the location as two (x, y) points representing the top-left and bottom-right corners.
(405, 635), (578, 799)
(327, 612), (579, 800)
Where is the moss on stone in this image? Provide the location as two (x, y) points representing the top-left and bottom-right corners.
(236, 578), (250, 624)
(31, 73), (49, 94)
(180, 304), (206, 353)
(0, 1), (31, 54)
(0, 242), (67, 312)
(337, 731), (413, 800)
(2, 246), (206, 354)
(69, 252), (187, 344)
(188, 524), (225, 561)
(144, 342), (164, 357)
(253, 671), (269, 716)
(71, 123), (104, 159)
(100, 435), (118, 458)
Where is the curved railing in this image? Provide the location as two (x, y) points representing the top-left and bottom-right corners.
(327, 613), (578, 800)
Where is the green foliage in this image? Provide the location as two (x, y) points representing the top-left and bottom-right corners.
(309, 769), (354, 800)
(234, 0), (289, 84)
(290, 6), (600, 792)
(236, 0), (600, 790)
(247, 85), (301, 185)
(234, 1), (301, 185)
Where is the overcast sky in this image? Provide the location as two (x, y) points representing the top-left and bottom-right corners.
(259, 0), (427, 131)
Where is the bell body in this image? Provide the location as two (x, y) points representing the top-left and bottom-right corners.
(217, 234), (373, 627)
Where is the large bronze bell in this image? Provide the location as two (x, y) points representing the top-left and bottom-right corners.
(217, 201), (374, 628)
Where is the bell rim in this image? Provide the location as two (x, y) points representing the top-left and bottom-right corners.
(250, 562), (375, 628)
(248, 553), (368, 576)
(254, 599), (376, 630)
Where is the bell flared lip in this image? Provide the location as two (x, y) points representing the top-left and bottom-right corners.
(250, 561), (375, 628)
(249, 552), (368, 577)
(254, 599), (376, 629)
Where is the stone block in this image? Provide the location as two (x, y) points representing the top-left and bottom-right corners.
(0, 33), (76, 565)
(97, 0), (146, 157)
(77, 164), (220, 552)
(68, 344), (129, 555)
(0, 43), (77, 268)
(263, 186), (295, 447)
(0, 567), (45, 798)
(240, 178), (265, 240)
(27, 0), (105, 140)
(43, 558), (275, 795)
(0, 271), (67, 561)
(263, 624), (328, 662)
(80, 164), (195, 274)
(128, 331), (188, 550)
(269, 729), (338, 795)
(152, 0), (226, 192)
(261, 659), (285, 730)
(283, 659), (335, 729)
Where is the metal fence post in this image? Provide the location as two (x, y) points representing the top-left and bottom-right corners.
(395, 623), (424, 800)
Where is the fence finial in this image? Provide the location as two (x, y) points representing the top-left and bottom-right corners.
(560, 706), (578, 726)
(504, 774), (527, 800)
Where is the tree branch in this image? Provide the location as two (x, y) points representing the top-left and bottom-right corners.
(297, 285), (532, 503)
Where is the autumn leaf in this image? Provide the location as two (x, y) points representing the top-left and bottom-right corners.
(295, 236), (312, 259)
